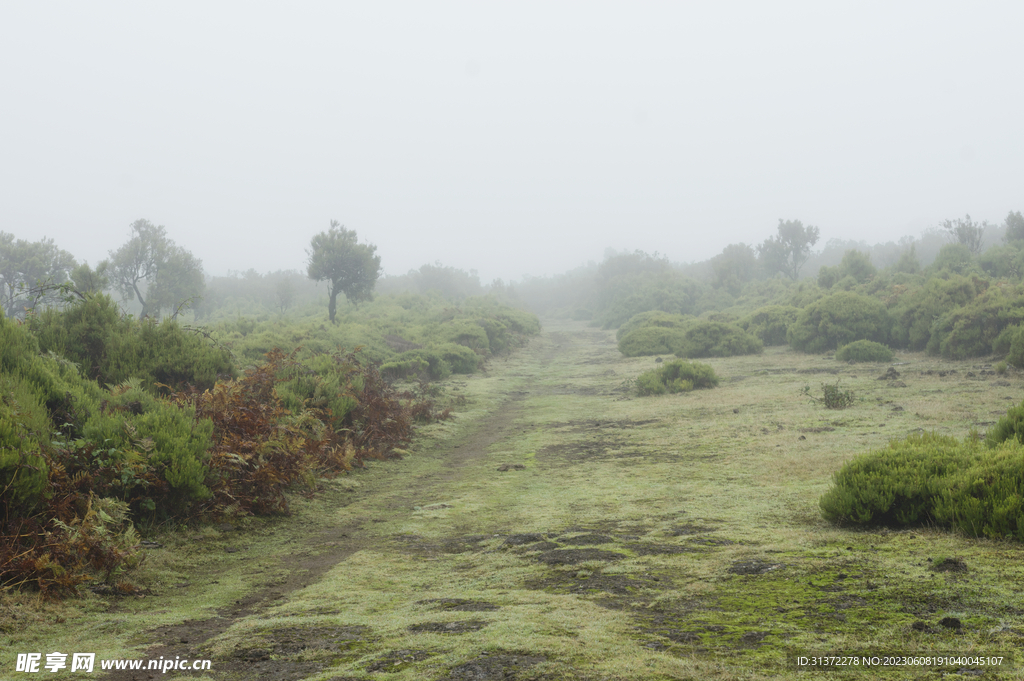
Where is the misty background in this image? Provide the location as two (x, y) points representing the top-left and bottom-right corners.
(2, 2), (1023, 284)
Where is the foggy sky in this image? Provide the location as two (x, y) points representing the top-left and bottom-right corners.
(2, 2), (1022, 283)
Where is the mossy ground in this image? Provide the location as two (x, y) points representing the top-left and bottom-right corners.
(4, 321), (1024, 679)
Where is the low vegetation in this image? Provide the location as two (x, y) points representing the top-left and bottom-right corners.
(820, 430), (1024, 541)
(673, 320), (762, 358)
(0, 290), (539, 598)
(835, 339), (894, 363)
(634, 358), (719, 396)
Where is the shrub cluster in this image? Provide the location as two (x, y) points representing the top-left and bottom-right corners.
(787, 291), (891, 353)
(635, 359), (719, 396)
(674, 321), (762, 359)
(820, 428), (1024, 541)
(29, 294), (235, 391)
(739, 305), (799, 346)
(1, 301), (459, 597)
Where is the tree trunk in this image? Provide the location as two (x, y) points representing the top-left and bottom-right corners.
(328, 283), (338, 324)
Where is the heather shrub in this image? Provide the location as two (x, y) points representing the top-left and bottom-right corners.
(635, 359), (719, 396)
(819, 432), (980, 526)
(435, 342), (480, 374)
(933, 443), (1024, 540)
(30, 294), (235, 391)
(616, 311), (690, 341)
(835, 340), (893, 363)
(674, 321), (762, 358)
(739, 305), (799, 346)
(821, 430), (1024, 541)
(82, 380), (214, 511)
(926, 287), (1024, 359)
(984, 399), (1024, 448)
(787, 291), (890, 353)
(618, 326), (688, 357)
(889, 275), (980, 351)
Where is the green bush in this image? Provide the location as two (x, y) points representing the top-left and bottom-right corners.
(835, 340), (894, 363)
(618, 326), (689, 357)
(821, 429), (1024, 541)
(635, 359), (719, 396)
(787, 291), (891, 353)
(674, 321), (762, 358)
(435, 342), (480, 374)
(819, 432), (980, 526)
(390, 349), (451, 380)
(0, 378), (49, 511)
(30, 294), (236, 391)
(82, 382), (214, 510)
(933, 443), (1024, 540)
(277, 351), (360, 428)
(739, 305), (799, 346)
(888, 275), (978, 351)
(615, 311), (690, 342)
(984, 399), (1024, 448)
(924, 286), (1024, 359)
(930, 243), (977, 275)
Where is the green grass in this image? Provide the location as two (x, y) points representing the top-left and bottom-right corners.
(4, 322), (1024, 679)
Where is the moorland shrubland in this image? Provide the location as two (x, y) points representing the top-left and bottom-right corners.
(1, 283), (538, 597)
(6, 208), (1024, 613)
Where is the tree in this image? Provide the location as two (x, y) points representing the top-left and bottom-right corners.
(711, 243), (758, 295)
(0, 232), (77, 317)
(71, 260), (110, 295)
(306, 221), (382, 323)
(757, 219), (820, 280)
(1003, 211), (1024, 243)
(108, 219), (204, 318)
(940, 214), (985, 255)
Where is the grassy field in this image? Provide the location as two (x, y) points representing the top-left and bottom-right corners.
(4, 319), (1024, 680)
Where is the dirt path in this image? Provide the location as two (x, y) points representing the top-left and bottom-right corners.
(100, 327), (568, 681)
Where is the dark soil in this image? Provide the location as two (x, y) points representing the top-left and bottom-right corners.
(728, 559), (784, 575)
(365, 649), (439, 673)
(418, 598), (501, 612)
(559, 533), (615, 545)
(408, 620), (490, 634)
(535, 548), (626, 565)
(436, 652), (547, 681)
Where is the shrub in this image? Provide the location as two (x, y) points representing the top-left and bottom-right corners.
(933, 443), (1024, 540)
(30, 294), (236, 392)
(835, 340), (894, 363)
(927, 286), (1024, 359)
(739, 305), (799, 346)
(819, 432), (980, 526)
(83, 380), (215, 513)
(803, 380), (855, 409)
(394, 349), (451, 380)
(674, 321), (762, 358)
(435, 342), (480, 374)
(616, 311), (690, 342)
(618, 326), (689, 357)
(635, 359), (719, 396)
(985, 399), (1024, 448)
(787, 291), (890, 353)
(888, 274), (980, 351)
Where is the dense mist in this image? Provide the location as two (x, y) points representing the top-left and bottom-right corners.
(2, 3), (1023, 283)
